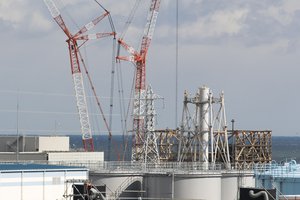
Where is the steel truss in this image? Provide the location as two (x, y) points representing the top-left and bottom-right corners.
(177, 86), (231, 167)
(232, 130), (272, 170)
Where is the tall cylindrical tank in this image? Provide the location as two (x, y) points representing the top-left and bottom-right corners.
(143, 174), (172, 199)
(174, 174), (222, 200)
(199, 86), (210, 163)
(90, 173), (143, 198)
(240, 174), (255, 188)
(222, 176), (239, 200)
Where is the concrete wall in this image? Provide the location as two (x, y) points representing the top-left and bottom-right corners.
(0, 136), (38, 152)
(0, 152), (104, 164)
(39, 136), (69, 152)
(0, 136), (69, 153)
(0, 152), (48, 161)
(48, 152), (104, 163)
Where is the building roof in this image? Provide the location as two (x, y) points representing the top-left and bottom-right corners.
(0, 163), (87, 172)
(255, 160), (300, 179)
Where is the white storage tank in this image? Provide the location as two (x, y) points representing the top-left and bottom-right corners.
(90, 173), (143, 199)
(143, 174), (172, 198)
(174, 174), (222, 200)
(221, 171), (255, 200)
(222, 175), (239, 200)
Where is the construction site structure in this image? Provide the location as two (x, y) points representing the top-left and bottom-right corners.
(44, 0), (115, 151)
(150, 86), (272, 170)
(117, 0), (161, 162)
(177, 86), (231, 167)
(230, 130), (272, 169)
(63, 179), (106, 200)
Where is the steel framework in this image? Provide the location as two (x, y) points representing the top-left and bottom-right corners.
(177, 86), (231, 167)
(232, 130), (272, 169)
(156, 129), (180, 162)
(142, 85), (161, 163)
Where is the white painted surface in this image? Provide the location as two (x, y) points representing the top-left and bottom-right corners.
(0, 169), (87, 200)
(39, 136), (69, 152)
(199, 86), (210, 163)
(48, 152), (104, 163)
(222, 176), (239, 200)
(175, 175), (222, 200)
(240, 175), (255, 188)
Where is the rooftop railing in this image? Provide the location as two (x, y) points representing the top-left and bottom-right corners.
(48, 161), (246, 174)
(254, 161), (300, 178)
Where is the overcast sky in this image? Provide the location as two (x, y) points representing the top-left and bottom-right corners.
(1, 0), (300, 136)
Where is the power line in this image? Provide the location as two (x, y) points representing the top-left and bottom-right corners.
(175, 0), (179, 128)
(0, 89), (135, 100)
(0, 109), (120, 116)
(0, 129), (122, 134)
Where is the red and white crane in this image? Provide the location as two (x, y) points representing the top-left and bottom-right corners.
(117, 0), (161, 161)
(44, 0), (115, 151)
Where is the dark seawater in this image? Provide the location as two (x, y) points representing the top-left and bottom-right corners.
(272, 136), (300, 163)
(69, 135), (132, 161)
(69, 135), (300, 163)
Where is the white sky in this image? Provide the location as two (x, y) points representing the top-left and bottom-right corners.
(1, 0), (300, 136)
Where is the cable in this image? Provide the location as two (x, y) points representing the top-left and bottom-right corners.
(109, 38), (117, 135)
(0, 89), (113, 99)
(93, 0), (108, 12)
(120, 0), (142, 39)
(0, 129), (122, 134)
(175, 0), (179, 128)
(78, 51), (112, 138)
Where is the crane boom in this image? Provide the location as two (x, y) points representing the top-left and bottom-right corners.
(116, 0), (161, 161)
(44, 0), (114, 151)
(44, 0), (71, 37)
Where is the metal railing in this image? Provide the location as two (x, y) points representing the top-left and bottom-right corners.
(254, 161), (300, 179)
(47, 161), (238, 174)
(0, 160), (254, 174)
(114, 176), (143, 199)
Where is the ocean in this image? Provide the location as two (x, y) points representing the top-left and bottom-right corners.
(69, 135), (300, 163)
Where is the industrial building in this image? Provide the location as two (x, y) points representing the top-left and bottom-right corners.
(0, 163), (88, 200)
(0, 136), (104, 164)
(89, 162), (255, 200)
(255, 160), (300, 199)
(1, 0), (281, 199)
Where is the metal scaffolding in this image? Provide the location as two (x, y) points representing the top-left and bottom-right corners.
(156, 129), (180, 161)
(231, 130), (272, 169)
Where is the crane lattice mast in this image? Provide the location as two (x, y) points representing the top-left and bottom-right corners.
(117, 0), (161, 161)
(44, 0), (115, 151)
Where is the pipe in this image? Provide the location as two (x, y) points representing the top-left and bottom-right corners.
(249, 190), (269, 200)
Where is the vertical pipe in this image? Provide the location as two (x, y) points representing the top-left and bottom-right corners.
(43, 171), (45, 200)
(21, 171), (23, 200)
(171, 172), (174, 199)
(175, 0), (179, 128)
(199, 86), (209, 164)
(209, 92), (214, 164)
(16, 91), (19, 162)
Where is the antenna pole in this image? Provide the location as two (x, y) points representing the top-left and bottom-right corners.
(175, 0), (179, 128)
(16, 90), (19, 162)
